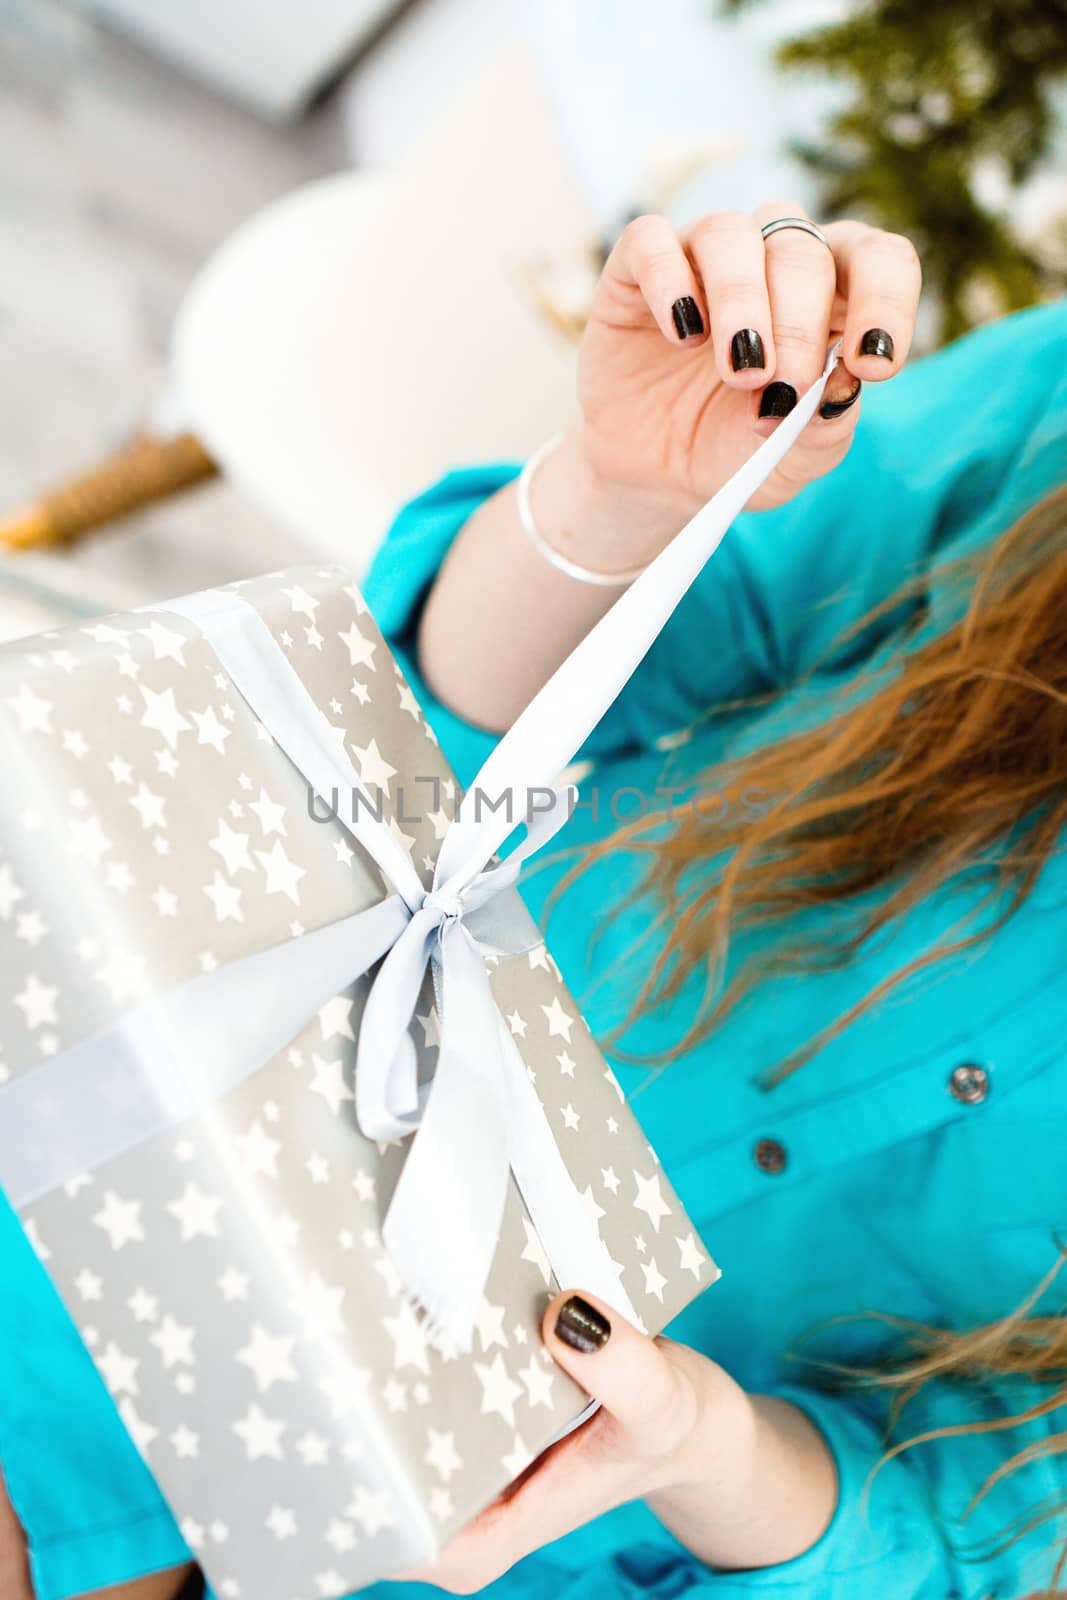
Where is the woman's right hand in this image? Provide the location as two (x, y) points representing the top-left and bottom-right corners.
(570, 200), (921, 565)
(416, 200), (921, 731)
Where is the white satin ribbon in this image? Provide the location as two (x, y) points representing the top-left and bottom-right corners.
(1, 344), (839, 1349)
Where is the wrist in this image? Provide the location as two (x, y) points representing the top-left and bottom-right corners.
(644, 1366), (838, 1572)
(530, 423), (700, 576)
(651, 1360), (759, 1501)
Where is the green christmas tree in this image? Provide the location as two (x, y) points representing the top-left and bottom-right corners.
(723, 0), (1067, 343)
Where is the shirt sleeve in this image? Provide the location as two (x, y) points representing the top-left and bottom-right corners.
(540, 1374), (1064, 1600)
(363, 298), (1067, 786)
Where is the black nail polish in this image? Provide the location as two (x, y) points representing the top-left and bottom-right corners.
(555, 1296), (611, 1353)
(672, 297), (704, 340)
(819, 380), (862, 420)
(731, 328), (765, 371)
(858, 328), (894, 361)
(758, 381), (797, 419)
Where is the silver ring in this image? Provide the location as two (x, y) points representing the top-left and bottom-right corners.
(760, 217), (832, 251)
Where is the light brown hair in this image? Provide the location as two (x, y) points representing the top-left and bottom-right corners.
(563, 479), (1067, 1592)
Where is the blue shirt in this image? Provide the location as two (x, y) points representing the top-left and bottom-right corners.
(3, 299), (1067, 1600)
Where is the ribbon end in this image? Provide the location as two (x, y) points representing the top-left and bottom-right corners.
(381, 1216), (481, 1356)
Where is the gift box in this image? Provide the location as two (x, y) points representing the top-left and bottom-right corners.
(0, 565), (718, 1599)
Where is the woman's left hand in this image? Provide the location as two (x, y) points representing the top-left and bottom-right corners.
(390, 1290), (838, 1594)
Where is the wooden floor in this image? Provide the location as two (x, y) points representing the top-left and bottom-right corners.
(0, 0), (351, 633)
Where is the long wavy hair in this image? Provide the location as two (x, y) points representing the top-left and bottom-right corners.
(563, 478), (1067, 1593)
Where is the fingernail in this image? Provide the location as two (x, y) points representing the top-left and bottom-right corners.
(758, 381), (797, 419)
(555, 1296), (611, 1353)
(731, 328), (765, 371)
(819, 379), (862, 420)
(858, 328), (894, 361)
(672, 297), (705, 340)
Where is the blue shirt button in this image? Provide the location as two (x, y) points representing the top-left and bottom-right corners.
(754, 1137), (787, 1174)
(949, 1063), (989, 1104)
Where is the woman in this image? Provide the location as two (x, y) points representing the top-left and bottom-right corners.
(1, 202), (1064, 1600)
(359, 202), (1067, 1599)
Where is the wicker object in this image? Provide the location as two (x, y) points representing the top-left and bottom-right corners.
(0, 433), (218, 550)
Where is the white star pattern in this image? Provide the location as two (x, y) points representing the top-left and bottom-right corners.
(128, 1288), (157, 1322)
(255, 839), (305, 903)
(166, 1182), (223, 1242)
(237, 1120), (280, 1179)
(347, 1486), (395, 1538)
(5, 682), (53, 735)
(129, 783), (166, 830)
(296, 1431), (329, 1466)
(170, 1424), (199, 1459)
(233, 1403), (286, 1462)
(249, 788), (287, 836)
(633, 1170), (672, 1233)
(139, 619), (188, 664)
(210, 820), (253, 875)
(677, 1231), (705, 1279)
(218, 1267), (250, 1302)
(68, 815), (111, 866)
(298, 1273), (346, 1338)
(118, 1398), (157, 1456)
(383, 1300), (431, 1374)
(308, 1053), (353, 1116)
(339, 622), (377, 671)
(641, 1258), (668, 1301)
(95, 949), (146, 1003)
(474, 1299), (508, 1352)
(518, 1355), (556, 1409)
(474, 1353), (524, 1428)
(139, 684), (191, 749)
(541, 996), (574, 1040)
(149, 1314), (195, 1368)
(191, 706), (231, 754)
(324, 1519), (356, 1553)
(203, 872), (243, 923)
(502, 1434), (534, 1479)
(238, 1324), (297, 1392)
(265, 1504), (297, 1540)
(93, 1190), (145, 1250)
(425, 1428), (463, 1482)
(317, 995), (356, 1041)
(283, 585), (319, 618)
(350, 737), (397, 791)
(97, 1339), (139, 1396)
(14, 974), (58, 1029)
(429, 1488), (453, 1523)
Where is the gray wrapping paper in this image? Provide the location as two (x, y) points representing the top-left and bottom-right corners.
(0, 566), (717, 1599)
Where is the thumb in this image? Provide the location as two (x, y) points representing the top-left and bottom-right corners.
(541, 1290), (696, 1457)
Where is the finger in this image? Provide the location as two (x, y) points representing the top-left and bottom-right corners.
(602, 213), (710, 348)
(817, 358), (862, 424)
(822, 219), (922, 381)
(399, 1411), (636, 1593)
(751, 200), (838, 430)
(543, 1292), (696, 1457)
(395, 1296), (698, 1593)
(684, 211), (774, 388)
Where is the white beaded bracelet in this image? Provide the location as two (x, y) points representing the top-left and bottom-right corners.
(516, 433), (649, 589)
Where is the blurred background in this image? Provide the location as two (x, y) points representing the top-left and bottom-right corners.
(0, 0), (1065, 640)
